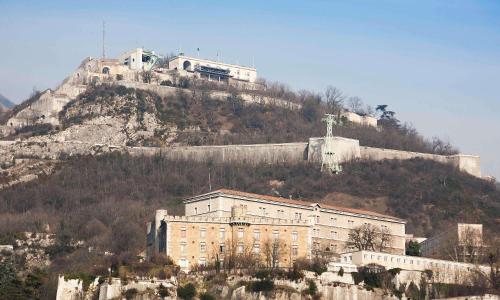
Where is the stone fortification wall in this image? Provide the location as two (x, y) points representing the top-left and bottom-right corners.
(120, 81), (301, 109)
(129, 142), (309, 165)
(1, 137), (481, 178)
(361, 146), (481, 177)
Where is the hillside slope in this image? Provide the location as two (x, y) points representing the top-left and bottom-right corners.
(3, 84), (458, 155)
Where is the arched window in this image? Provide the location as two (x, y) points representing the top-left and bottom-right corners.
(183, 60), (191, 70)
(102, 67), (110, 74)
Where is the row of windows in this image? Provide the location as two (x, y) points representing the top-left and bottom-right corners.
(179, 241), (300, 256)
(192, 204), (392, 232)
(363, 254), (471, 270)
(180, 227), (299, 241)
(193, 204), (211, 215)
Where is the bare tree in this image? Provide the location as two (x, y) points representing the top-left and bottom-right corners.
(346, 224), (392, 252)
(347, 96), (364, 114)
(459, 226), (483, 263)
(324, 86), (345, 114)
(262, 238), (288, 269)
(439, 225), (483, 263)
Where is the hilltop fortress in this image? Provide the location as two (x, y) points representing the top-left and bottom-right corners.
(5, 48), (260, 128)
(0, 48), (482, 182)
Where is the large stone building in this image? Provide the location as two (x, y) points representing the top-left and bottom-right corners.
(168, 55), (257, 83)
(147, 189), (407, 271)
(147, 206), (312, 271)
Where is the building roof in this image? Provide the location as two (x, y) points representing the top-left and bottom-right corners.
(184, 188), (405, 223)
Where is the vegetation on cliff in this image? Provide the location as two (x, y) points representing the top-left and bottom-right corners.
(54, 84), (457, 154)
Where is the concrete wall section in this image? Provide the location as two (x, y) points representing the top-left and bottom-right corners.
(360, 146), (450, 163)
(360, 146), (481, 177)
(130, 142), (309, 165)
(308, 137), (361, 163)
(449, 155), (481, 177)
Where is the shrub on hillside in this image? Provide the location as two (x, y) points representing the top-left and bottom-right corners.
(177, 283), (196, 300)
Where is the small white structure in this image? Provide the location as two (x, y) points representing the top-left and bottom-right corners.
(0, 245), (14, 252)
(169, 55), (257, 83)
(56, 276), (83, 300)
(341, 111), (378, 128)
(119, 48), (161, 71)
(340, 250), (490, 285)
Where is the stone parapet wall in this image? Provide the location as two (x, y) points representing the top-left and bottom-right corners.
(164, 214), (311, 226)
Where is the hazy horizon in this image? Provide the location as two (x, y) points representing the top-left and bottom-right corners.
(1, 0), (499, 178)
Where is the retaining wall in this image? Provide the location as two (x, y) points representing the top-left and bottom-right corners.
(130, 142), (309, 165)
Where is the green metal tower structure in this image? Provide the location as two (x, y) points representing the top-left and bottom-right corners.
(321, 114), (342, 174)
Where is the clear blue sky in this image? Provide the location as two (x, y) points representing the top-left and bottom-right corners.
(1, 0), (500, 178)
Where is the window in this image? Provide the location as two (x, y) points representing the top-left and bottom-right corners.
(180, 242), (186, 252)
(179, 258), (187, 268)
(273, 230), (279, 240)
(259, 207), (266, 216)
(181, 228), (187, 238)
(238, 228), (244, 239)
(292, 246), (298, 256)
(199, 258), (206, 266)
(315, 215), (320, 224)
(253, 243), (260, 254)
(237, 244), (244, 253)
(276, 209), (285, 218)
(294, 212), (302, 220)
(291, 231), (298, 242)
(253, 230), (260, 240)
(331, 244), (337, 252)
(219, 228), (225, 240)
(207, 204), (211, 212)
(194, 207), (198, 215)
(219, 243), (225, 253)
(331, 231), (338, 239)
(200, 242), (206, 253)
(200, 228), (206, 238)
(348, 220), (354, 228)
(330, 217), (337, 225)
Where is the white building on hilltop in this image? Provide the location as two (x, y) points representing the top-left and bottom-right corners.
(168, 55), (257, 83)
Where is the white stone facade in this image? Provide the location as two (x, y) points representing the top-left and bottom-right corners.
(340, 250), (490, 285)
(341, 111), (378, 128)
(169, 55), (257, 83)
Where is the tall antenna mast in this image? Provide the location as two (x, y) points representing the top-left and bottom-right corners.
(102, 21), (106, 59)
